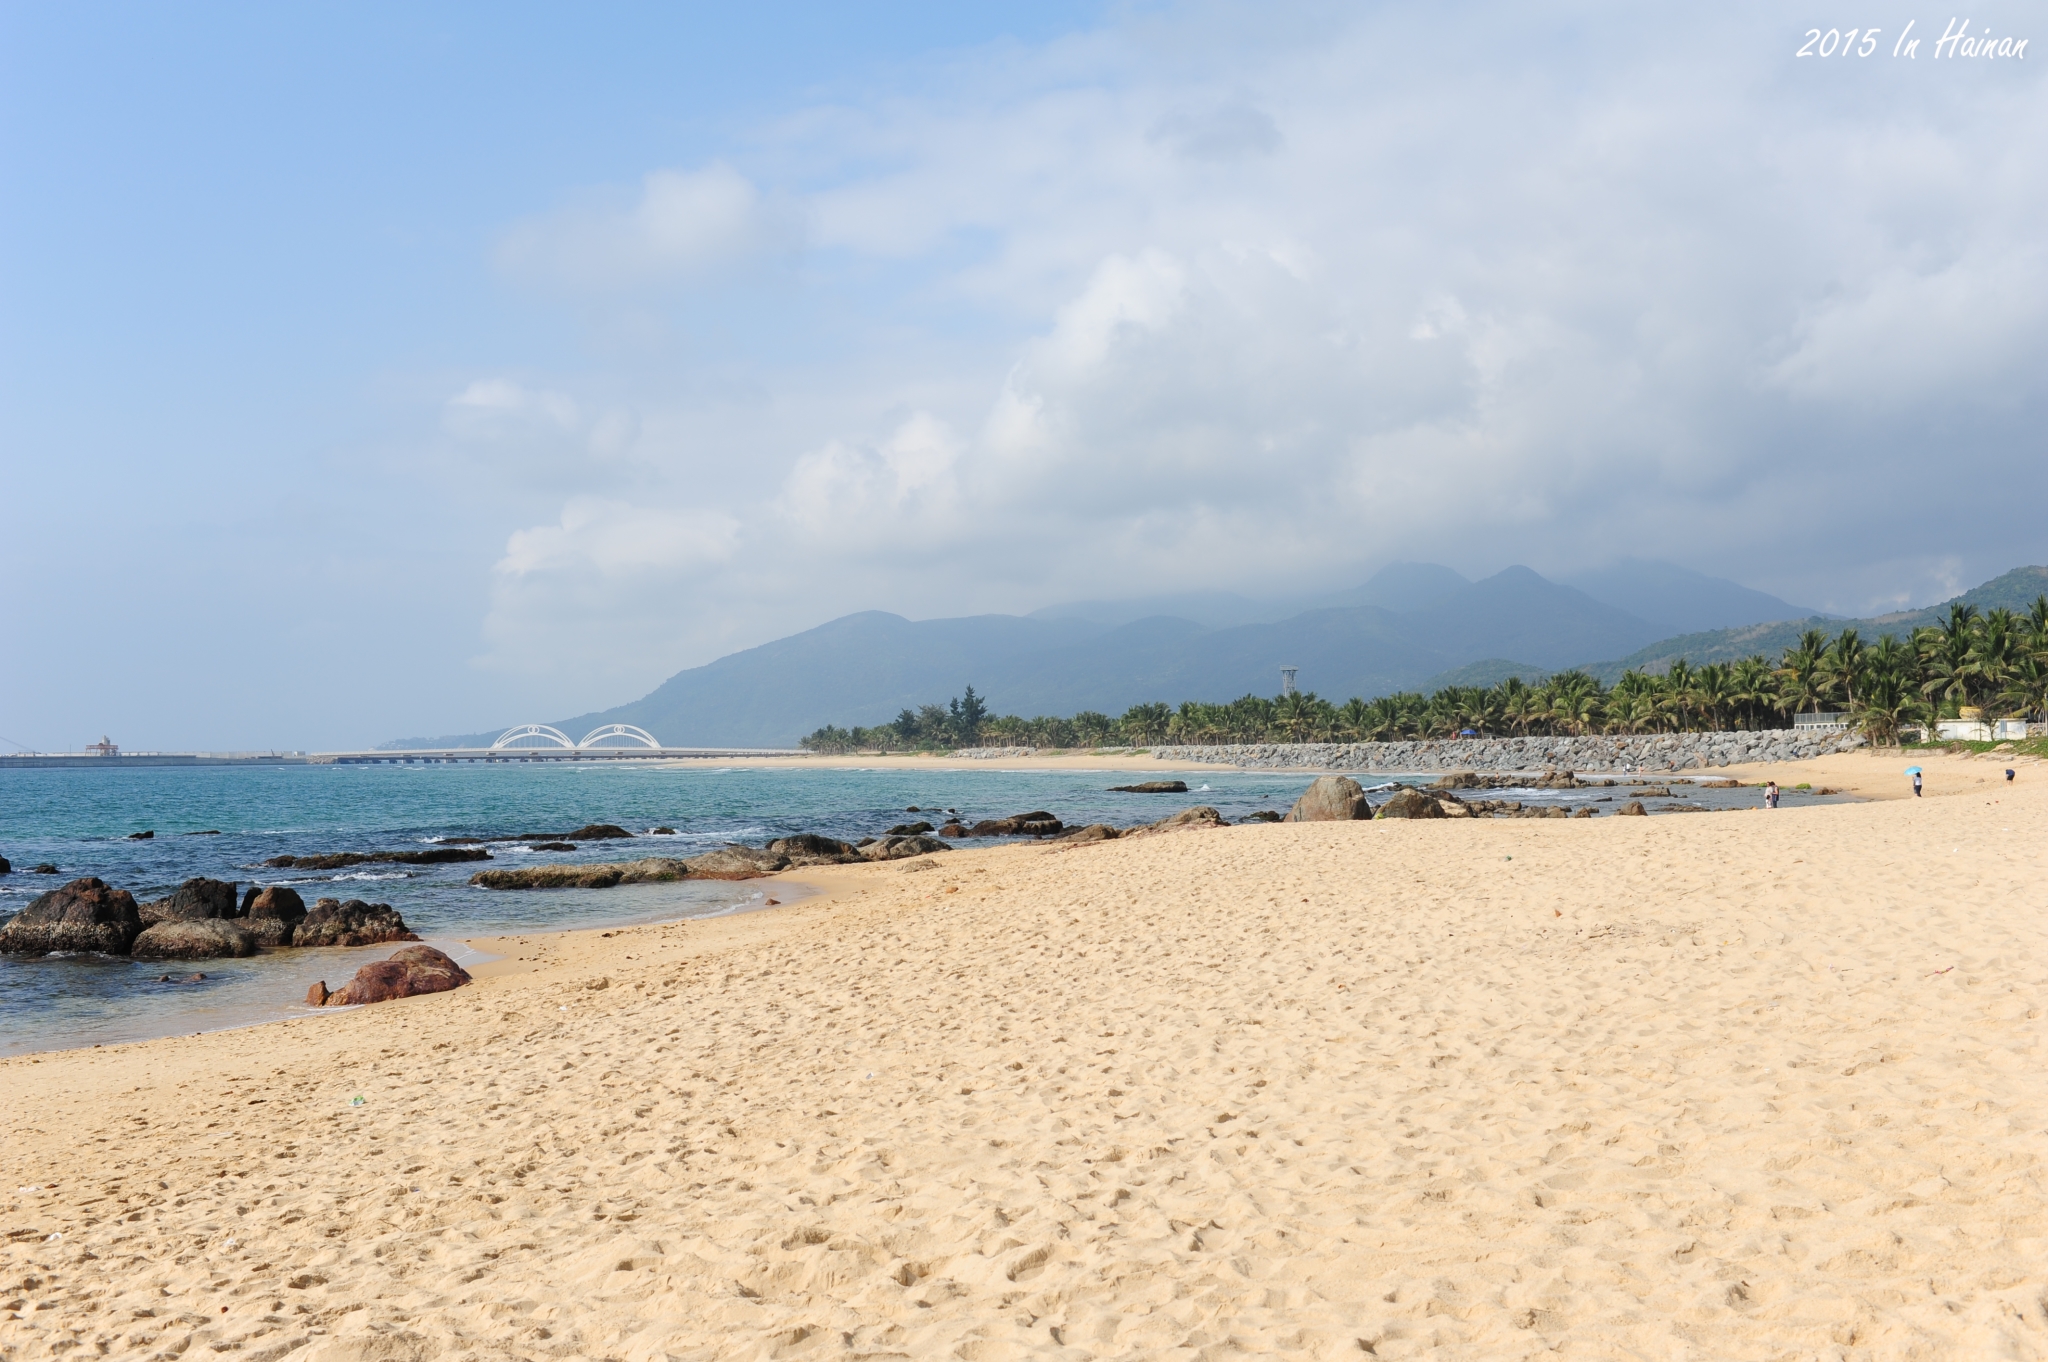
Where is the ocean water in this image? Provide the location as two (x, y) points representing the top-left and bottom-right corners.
(0, 762), (1822, 1056)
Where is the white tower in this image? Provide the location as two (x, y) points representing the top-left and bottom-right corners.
(1280, 667), (1299, 697)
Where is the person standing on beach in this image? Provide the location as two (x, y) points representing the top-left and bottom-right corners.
(1765, 780), (1779, 809)
(1912, 771), (1923, 797)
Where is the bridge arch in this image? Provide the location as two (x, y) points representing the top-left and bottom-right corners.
(492, 724), (576, 750)
(578, 724), (661, 750)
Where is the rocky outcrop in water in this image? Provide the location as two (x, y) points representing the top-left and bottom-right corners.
(688, 846), (793, 878)
(470, 858), (691, 890)
(138, 877), (240, 926)
(0, 877), (143, 955)
(1283, 776), (1374, 822)
(1375, 789), (1448, 820)
(1110, 781), (1188, 793)
(959, 813), (1064, 838)
(263, 848), (490, 870)
(861, 834), (952, 861)
(291, 898), (417, 947)
(132, 919), (258, 961)
(1150, 730), (1863, 772)
(240, 886), (307, 946)
(1055, 823), (1120, 843)
(766, 834), (863, 866)
(309, 945), (471, 1007)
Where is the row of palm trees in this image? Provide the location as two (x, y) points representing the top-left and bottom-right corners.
(799, 598), (2048, 751)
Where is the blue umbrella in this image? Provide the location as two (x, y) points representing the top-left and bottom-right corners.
(1904, 766), (1923, 774)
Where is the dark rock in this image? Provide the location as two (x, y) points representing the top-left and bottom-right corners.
(936, 823), (968, 838)
(263, 847), (491, 870)
(862, 834), (951, 861)
(1629, 786), (1674, 798)
(1617, 801), (1648, 816)
(906, 806), (921, 812)
(292, 899), (417, 947)
(528, 842), (578, 851)
(687, 846), (792, 879)
(1530, 770), (1585, 789)
(31, 863), (59, 875)
(1430, 771), (1485, 789)
(1109, 780), (1188, 793)
(1283, 775), (1374, 823)
(887, 821), (935, 836)
(437, 837), (488, 845)
(470, 858), (690, 890)
(133, 919), (258, 961)
(961, 812), (1064, 838)
(856, 837), (877, 848)
(1656, 802), (1709, 813)
(1055, 823), (1120, 843)
(1571, 807), (1597, 818)
(138, 877), (240, 926)
(1375, 789), (1446, 820)
(0, 877), (143, 955)
(1242, 811), (1284, 823)
(184, 830), (221, 836)
(0, 856), (8, 875)
(1515, 805), (1569, 820)
(651, 827), (677, 835)
(128, 830), (154, 840)
(564, 824), (633, 840)
(241, 886), (307, 947)
(317, 945), (472, 1007)
(765, 834), (862, 867)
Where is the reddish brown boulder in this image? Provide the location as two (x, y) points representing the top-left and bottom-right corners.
(0, 877), (142, 955)
(314, 945), (471, 1007)
(240, 886), (307, 946)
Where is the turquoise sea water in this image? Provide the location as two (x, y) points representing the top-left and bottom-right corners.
(0, 762), (1331, 1056)
(0, 762), (1819, 1056)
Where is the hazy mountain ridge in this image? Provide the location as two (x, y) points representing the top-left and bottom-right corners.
(387, 559), (1878, 749)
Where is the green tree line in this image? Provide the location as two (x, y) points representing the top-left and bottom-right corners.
(799, 599), (2048, 752)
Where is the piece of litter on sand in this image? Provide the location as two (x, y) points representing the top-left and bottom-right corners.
(559, 1005), (568, 1012)
(18, 1186), (40, 1194)
(349, 1095), (365, 1106)
(1926, 966), (1954, 977)
(45, 1232), (60, 1243)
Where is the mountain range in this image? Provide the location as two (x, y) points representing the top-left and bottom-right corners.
(397, 559), (2014, 749)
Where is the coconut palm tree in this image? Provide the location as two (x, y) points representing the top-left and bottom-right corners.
(1777, 630), (1830, 718)
(1729, 655), (1776, 729)
(1822, 628), (1867, 710)
(1691, 662), (1736, 730)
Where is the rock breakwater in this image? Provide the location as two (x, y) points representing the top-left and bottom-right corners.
(1149, 730), (1864, 772)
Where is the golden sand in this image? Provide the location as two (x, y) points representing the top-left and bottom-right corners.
(3, 750), (2043, 1360)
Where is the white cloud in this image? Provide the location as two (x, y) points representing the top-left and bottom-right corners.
(496, 162), (788, 291)
(464, 0), (2048, 686)
(496, 498), (739, 579)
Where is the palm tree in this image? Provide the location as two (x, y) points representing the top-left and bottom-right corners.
(1823, 628), (1867, 710)
(1855, 671), (1916, 747)
(1777, 630), (1830, 718)
(1119, 702), (1172, 746)
(1545, 671), (1603, 736)
(1729, 655), (1776, 729)
(1691, 662), (1735, 730)
(1917, 623), (1977, 719)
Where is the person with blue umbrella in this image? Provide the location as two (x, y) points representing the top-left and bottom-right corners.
(1906, 765), (1923, 797)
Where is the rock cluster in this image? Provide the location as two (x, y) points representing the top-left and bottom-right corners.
(1109, 780), (1189, 794)
(0, 875), (415, 958)
(1151, 730), (1863, 772)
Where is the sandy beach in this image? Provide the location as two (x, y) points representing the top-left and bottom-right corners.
(3, 748), (2043, 1359)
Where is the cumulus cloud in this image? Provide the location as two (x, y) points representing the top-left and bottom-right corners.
(471, 0), (2048, 684)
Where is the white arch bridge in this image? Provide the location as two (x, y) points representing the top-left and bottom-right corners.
(492, 723), (663, 751)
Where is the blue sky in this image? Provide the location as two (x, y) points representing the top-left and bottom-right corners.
(4, 2), (2044, 749)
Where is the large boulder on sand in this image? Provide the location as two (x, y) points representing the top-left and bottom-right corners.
(686, 846), (792, 879)
(239, 886), (306, 946)
(1375, 788), (1447, 820)
(861, 834), (952, 862)
(0, 877), (142, 955)
(132, 918), (258, 961)
(1282, 775), (1374, 822)
(1055, 823), (1120, 844)
(1616, 801), (1648, 817)
(961, 812), (1064, 837)
(138, 877), (239, 926)
(309, 945), (471, 1007)
(292, 898), (417, 948)
(766, 834), (862, 866)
